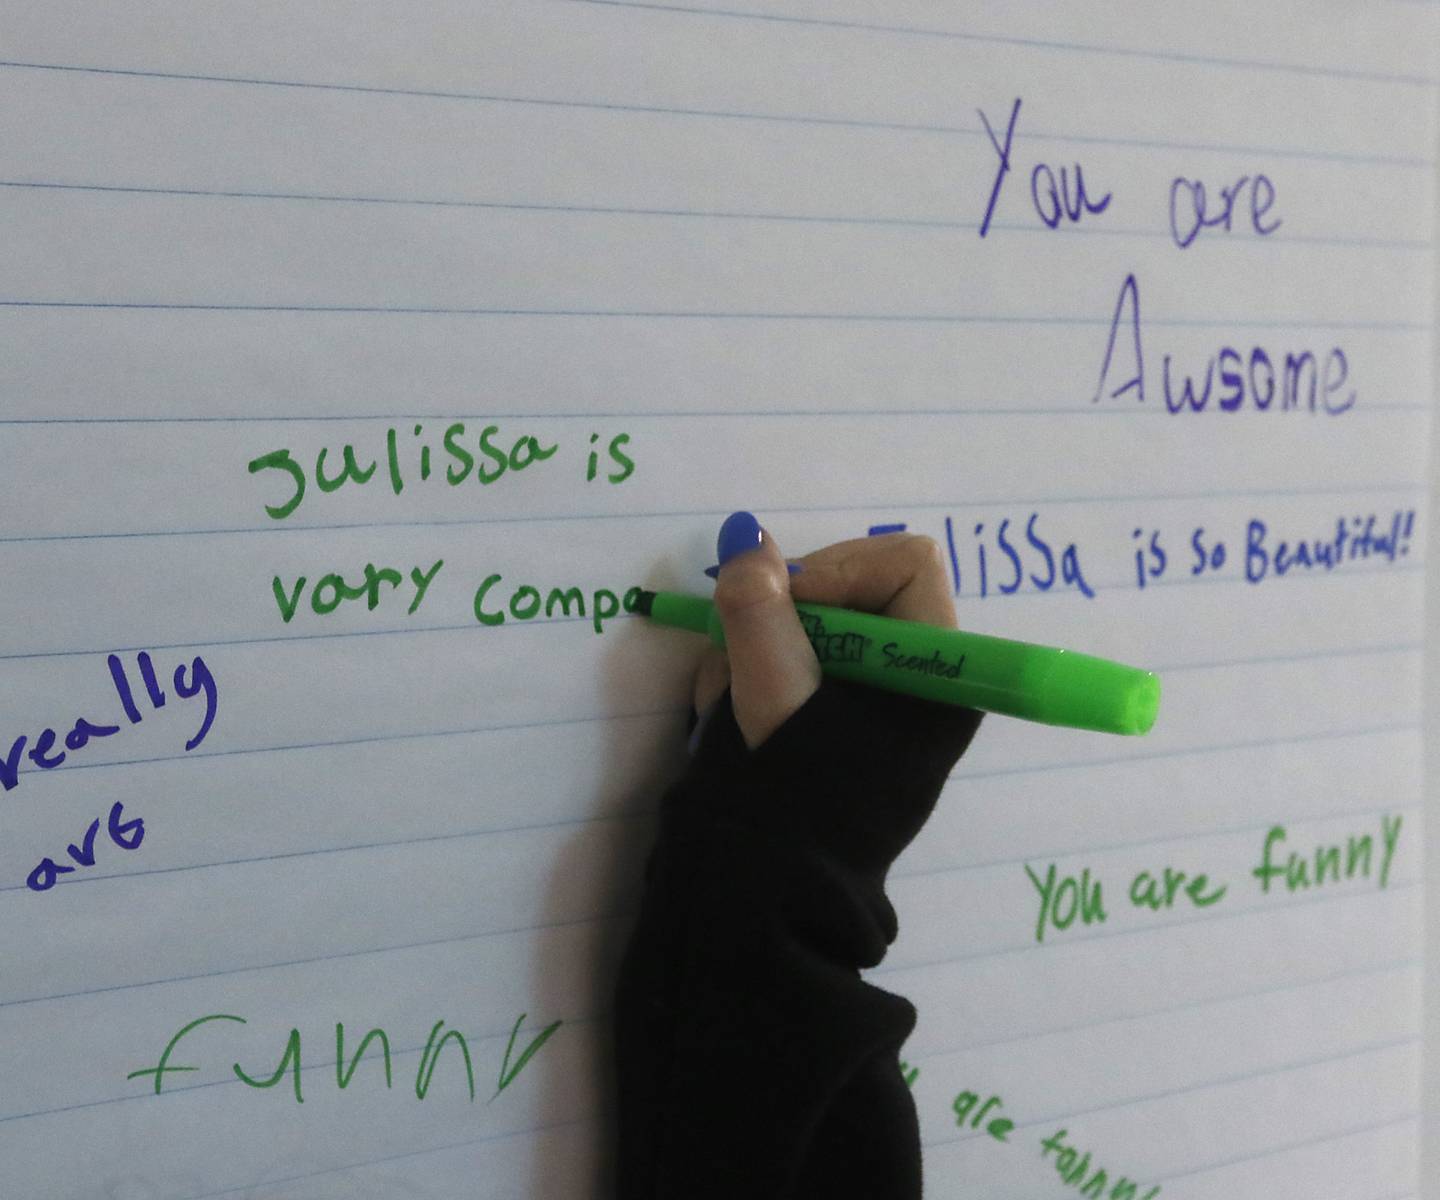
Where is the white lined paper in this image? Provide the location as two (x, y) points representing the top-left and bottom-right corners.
(0, 2), (1434, 1196)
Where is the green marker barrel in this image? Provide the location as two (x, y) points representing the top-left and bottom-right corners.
(634, 590), (1159, 736)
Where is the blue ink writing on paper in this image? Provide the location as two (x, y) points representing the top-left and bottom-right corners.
(1244, 510), (1415, 584)
(977, 98), (1022, 238)
(1169, 173), (1281, 249)
(948, 515), (1096, 601)
(1, 652), (219, 793)
(1163, 344), (1352, 414)
(977, 97), (1111, 234)
(1031, 161), (1112, 229)
(27, 802), (145, 892)
(1092, 274), (1355, 414)
(1092, 274), (1145, 403)
(1131, 528), (1168, 590)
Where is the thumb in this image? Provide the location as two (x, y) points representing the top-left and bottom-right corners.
(711, 511), (821, 748)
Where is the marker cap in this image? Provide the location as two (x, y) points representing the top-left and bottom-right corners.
(1026, 650), (1160, 736)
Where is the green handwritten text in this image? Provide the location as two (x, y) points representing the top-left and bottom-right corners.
(127, 1012), (561, 1105)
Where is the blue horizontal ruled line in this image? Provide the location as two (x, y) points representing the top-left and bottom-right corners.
(0, 803), (658, 897)
(1158, 1112), (1419, 1185)
(0, 965), (1412, 1158)
(936, 1036), (1419, 1144)
(914, 957), (1417, 1062)
(929, 1037), (1419, 1153)
(182, 1117), (594, 1199)
(1155, 640), (1422, 673)
(0, 1008), (601, 1126)
(0, 720), (1416, 927)
(953, 720), (1420, 785)
(0, 480), (1424, 549)
(0, 301), (1427, 331)
(8, 731), (1416, 902)
(0, 906), (635, 1012)
(188, 1109), (1415, 1198)
(0, 904), (1416, 1135)
(0, 869), (1416, 1063)
(0, 403), (1428, 425)
(1125, 557), (1424, 598)
(0, 180), (1431, 250)
(30, 985), (1405, 1187)
(0, 705), (682, 788)
(1022, 130), (1430, 169)
(0, 959), (1411, 1138)
(2, 858), (1415, 1032)
(1275, 233), (1433, 249)
(0, 563), (1424, 667)
(893, 800), (1421, 889)
(873, 877), (1419, 982)
(0, 718), (1418, 869)
(563, 0), (1440, 88)
(0, 557), (1423, 666)
(0, 61), (1431, 167)
(0, 556), (1423, 670)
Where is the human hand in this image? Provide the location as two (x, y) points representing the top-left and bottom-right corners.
(695, 512), (959, 748)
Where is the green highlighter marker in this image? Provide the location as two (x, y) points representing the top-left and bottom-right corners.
(633, 590), (1160, 736)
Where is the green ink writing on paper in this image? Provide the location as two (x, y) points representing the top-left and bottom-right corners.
(416, 1020), (475, 1101)
(945, 1086), (1161, 1195)
(586, 431), (635, 483)
(1024, 814), (1403, 944)
(1040, 1128), (1161, 1199)
(270, 560), (444, 623)
(233, 1028), (304, 1104)
(473, 574), (644, 635)
(125, 1013), (247, 1094)
(494, 1013), (563, 1100)
(247, 423), (635, 520)
(951, 1090), (1014, 1142)
(1127, 867), (1226, 912)
(1252, 815), (1402, 894)
(336, 1023), (393, 1090)
(246, 426), (636, 620)
(128, 1012), (561, 1106)
(1025, 862), (1108, 943)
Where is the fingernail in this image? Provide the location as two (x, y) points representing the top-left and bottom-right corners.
(716, 511), (763, 567)
(704, 561), (801, 579)
(687, 702), (718, 754)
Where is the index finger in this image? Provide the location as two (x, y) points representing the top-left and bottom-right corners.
(788, 533), (957, 628)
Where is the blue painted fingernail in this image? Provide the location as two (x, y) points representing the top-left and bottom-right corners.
(716, 511), (763, 567)
(687, 702), (718, 754)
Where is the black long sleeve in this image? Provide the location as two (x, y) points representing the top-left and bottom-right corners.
(614, 679), (982, 1198)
